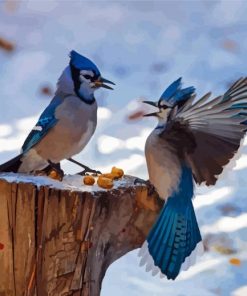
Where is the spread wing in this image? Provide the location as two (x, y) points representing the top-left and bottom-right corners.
(164, 78), (247, 186)
(21, 96), (62, 153)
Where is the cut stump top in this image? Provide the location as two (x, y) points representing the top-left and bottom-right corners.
(0, 173), (163, 296)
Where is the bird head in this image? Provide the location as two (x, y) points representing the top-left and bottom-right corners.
(143, 99), (173, 127)
(143, 78), (195, 125)
(57, 50), (115, 103)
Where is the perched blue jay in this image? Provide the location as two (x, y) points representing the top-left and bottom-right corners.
(139, 77), (247, 280)
(0, 50), (114, 177)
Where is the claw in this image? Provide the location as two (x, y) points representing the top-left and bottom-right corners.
(77, 167), (102, 176)
(134, 178), (155, 196)
(134, 177), (146, 186)
(147, 182), (156, 196)
(47, 161), (64, 181)
(68, 158), (101, 176)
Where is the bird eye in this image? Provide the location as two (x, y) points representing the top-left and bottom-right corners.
(158, 99), (168, 109)
(83, 74), (92, 80)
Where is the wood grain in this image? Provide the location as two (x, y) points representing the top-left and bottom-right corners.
(0, 176), (162, 296)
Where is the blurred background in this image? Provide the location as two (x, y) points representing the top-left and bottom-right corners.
(0, 0), (247, 295)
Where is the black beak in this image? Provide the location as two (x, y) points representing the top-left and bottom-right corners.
(142, 100), (158, 107)
(95, 77), (115, 90)
(143, 112), (158, 117)
(142, 100), (159, 117)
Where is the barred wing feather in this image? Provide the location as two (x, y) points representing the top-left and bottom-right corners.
(175, 78), (247, 185)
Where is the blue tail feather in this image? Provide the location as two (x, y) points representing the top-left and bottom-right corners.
(144, 166), (202, 280)
(148, 207), (172, 258)
(147, 199), (201, 279)
(148, 207), (172, 247)
(160, 214), (179, 273)
(156, 212), (177, 268)
(148, 205), (169, 242)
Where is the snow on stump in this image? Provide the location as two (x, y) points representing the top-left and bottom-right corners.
(0, 173), (162, 296)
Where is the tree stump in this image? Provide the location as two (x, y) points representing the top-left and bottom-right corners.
(0, 173), (163, 296)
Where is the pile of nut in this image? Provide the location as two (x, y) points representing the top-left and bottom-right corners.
(83, 167), (124, 189)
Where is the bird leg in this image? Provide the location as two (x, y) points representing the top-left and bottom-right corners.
(67, 158), (101, 176)
(134, 178), (156, 196)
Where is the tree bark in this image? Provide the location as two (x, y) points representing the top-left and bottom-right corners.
(0, 175), (162, 296)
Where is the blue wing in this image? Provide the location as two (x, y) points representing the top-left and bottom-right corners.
(21, 96), (63, 153)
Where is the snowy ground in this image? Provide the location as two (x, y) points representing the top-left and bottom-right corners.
(0, 1), (247, 295)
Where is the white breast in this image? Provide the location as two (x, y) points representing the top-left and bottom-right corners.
(145, 131), (181, 201)
(54, 96), (97, 158)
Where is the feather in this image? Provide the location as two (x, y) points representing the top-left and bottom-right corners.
(139, 252), (150, 267)
(152, 267), (160, 276)
(160, 77), (182, 101)
(169, 77), (247, 185)
(185, 92), (211, 112)
(0, 154), (23, 173)
(159, 78), (195, 107)
(22, 96), (62, 153)
(177, 95), (196, 113)
(140, 166), (202, 280)
(138, 241), (148, 257)
(70, 50), (100, 76)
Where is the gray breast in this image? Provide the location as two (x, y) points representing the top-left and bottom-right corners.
(35, 96), (97, 163)
(145, 130), (181, 201)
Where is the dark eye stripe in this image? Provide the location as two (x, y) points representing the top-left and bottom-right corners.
(83, 74), (92, 79)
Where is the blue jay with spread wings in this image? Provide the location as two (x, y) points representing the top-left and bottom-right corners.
(0, 50), (114, 177)
(139, 77), (247, 279)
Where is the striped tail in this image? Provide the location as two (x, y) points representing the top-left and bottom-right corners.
(0, 154), (22, 173)
(139, 166), (203, 280)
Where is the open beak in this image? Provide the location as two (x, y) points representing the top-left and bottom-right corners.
(94, 77), (115, 90)
(142, 100), (159, 117)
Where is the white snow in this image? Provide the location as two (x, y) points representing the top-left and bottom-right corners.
(0, 172), (138, 193)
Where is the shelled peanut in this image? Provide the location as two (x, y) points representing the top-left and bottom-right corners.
(82, 167), (124, 189)
(111, 167), (124, 178)
(83, 175), (95, 185)
(48, 169), (63, 181)
(97, 176), (114, 189)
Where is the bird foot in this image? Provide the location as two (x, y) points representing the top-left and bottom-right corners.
(77, 166), (101, 176)
(67, 158), (101, 176)
(134, 178), (156, 196)
(34, 169), (48, 177)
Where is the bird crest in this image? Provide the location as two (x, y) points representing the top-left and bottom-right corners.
(160, 77), (195, 107)
(69, 50), (100, 76)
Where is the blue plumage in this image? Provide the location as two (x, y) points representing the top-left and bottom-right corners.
(146, 165), (201, 280)
(160, 77), (182, 100)
(0, 50), (114, 175)
(141, 76), (247, 280)
(160, 78), (195, 107)
(70, 50), (100, 76)
(22, 96), (62, 153)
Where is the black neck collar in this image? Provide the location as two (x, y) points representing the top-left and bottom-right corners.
(70, 63), (95, 105)
(77, 93), (96, 105)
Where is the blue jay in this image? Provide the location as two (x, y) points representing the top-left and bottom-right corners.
(139, 77), (247, 280)
(0, 50), (114, 177)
